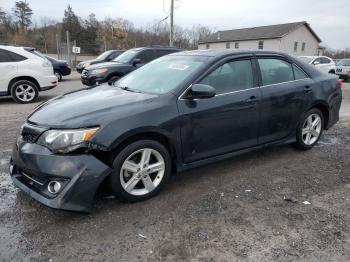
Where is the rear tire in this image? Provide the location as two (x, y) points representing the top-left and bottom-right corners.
(294, 108), (324, 150)
(109, 140), (172, 202)
(10, 80), (39, 104)
(54, 70), (62, 82)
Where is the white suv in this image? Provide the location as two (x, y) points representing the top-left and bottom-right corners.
(298, 56), (336, 74)
(0, 45), (57, 103)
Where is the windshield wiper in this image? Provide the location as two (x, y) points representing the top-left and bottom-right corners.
(116, 85), (142, 93)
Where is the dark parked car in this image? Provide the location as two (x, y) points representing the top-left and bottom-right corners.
(81, 46), (182, 86)
(45, 56), (71, 82)
(10, 50), (342, 212)
(76, 50), (124, 73)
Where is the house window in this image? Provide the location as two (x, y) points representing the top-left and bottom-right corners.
(258, 41), (264, 49)
(302, 42), (306, 52)
(235, 42), (239, 49)
(294, 41), (298, 51)
(206, 44), (210, 49)
(226, 42), (230, 49)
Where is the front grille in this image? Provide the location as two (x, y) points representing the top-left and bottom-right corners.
(21, 123), (46, 143)
(22, 132), (39, 143)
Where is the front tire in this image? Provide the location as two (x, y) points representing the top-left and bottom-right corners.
(10, 80), (39, 104)
(109, 140), (172, 202)
(107, 75), (121, 85)
(294, 108), (324, 150)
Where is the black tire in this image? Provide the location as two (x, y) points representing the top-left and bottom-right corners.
(294, 108), (324, 150)
(10, 80), (39, 104)
(107, 75), (121, 85)
(54, 70), (62, 82)
(109, 139), (172, 202)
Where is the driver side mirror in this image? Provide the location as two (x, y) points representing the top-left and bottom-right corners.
(186, 84), (216, 99)
(313, 61), (320, 66)
(132, 58), (141, 67)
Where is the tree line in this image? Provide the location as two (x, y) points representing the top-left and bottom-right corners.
(0, 1), (214, 55)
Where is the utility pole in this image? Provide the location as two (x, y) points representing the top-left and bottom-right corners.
(56, 33), (60, 58)
(169, 0), (174, 47)
(73, 40), (77, 67)
(66, 30), (71, 67)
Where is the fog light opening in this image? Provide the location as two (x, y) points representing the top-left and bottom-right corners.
(48, 181), (62, 194)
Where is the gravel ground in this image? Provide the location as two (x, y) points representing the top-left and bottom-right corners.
(0, 73), (349, 262)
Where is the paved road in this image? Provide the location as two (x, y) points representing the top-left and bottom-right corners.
(0, 73), (349, 262)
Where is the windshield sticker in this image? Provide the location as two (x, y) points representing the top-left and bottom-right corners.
(168, 64), (190, 70)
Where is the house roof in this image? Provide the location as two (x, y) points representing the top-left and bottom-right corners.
(199, 21), (321, 44)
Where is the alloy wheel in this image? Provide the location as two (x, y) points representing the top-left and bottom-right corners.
(302, 113), (322, 145)
(120, 148), (165, 196)
(15, 84), (35, 102)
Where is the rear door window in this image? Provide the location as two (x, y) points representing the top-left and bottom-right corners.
(135, 50), (155, 64)
(320, 57), (331, 64)
(258, 58), (294, 86)
(0, 49), (26, 62)
(200, 59), (253, 94)
(293, 64), (308, 80)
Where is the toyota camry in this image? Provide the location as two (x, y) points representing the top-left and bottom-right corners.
(10, 50), (342, 212)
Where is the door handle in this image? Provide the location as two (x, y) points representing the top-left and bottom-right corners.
(304, 86), (312, 93)
(245, 96), (259, 103)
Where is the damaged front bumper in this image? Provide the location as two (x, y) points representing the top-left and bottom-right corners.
(10, 142), (112, 213)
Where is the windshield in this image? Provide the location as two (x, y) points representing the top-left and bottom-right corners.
(113, 49), (138, 63)
(338, 59), (350, 66)
(96, 51), (112, 60)
(115, 55), (209, 94)
(299, 57), (314, 63)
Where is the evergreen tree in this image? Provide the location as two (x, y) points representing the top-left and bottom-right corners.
(12, 1), (33, 30)
(61, 5), (82, 44)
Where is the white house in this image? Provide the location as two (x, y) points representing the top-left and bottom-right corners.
(198, 21), (323, 56)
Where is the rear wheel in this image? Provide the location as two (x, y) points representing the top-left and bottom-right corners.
(54, 70), (62, 82)
(109, 140), (171, 202)
(10, 80), (39, 104)
(294, 108), (324, 150)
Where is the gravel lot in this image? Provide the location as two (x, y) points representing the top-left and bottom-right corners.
(1, 73), (350, 262)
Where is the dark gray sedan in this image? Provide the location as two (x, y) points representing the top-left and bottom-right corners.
(10, 50), (342, 212)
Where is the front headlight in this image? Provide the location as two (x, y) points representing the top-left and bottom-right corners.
(84, 62), (91, 68)
(91, 68), (108, 75)
(37, 127), (99, 153)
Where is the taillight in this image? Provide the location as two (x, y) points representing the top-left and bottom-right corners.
(65, 63), (70, 68)
(337, 79), (343, 88)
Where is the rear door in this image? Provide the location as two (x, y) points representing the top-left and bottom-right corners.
(257, 56), (311, 144)
(178, 56), (261, 163)
(0, 49), (23, 93)
(134, 49), (156, 67)
(320, 57), (333, 73)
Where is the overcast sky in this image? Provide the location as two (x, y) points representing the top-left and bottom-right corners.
(2, 0), (350, 49)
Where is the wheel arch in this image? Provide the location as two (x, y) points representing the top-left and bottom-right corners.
(308, 102), (330, 128)
(8, 76), (40, 94)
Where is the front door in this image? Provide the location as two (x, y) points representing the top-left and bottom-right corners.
(178, 58), (260, 163)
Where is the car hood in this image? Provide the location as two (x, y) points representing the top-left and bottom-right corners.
(28, 85), (159, 128)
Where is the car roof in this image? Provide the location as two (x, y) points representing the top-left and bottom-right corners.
(170, 49), (291, 58)
(130, 46), (182, 52)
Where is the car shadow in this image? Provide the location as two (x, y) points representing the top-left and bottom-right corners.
(0, 95), (57, 105)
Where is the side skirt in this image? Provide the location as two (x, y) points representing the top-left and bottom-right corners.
(176, 136), (296, 172)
